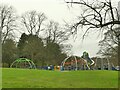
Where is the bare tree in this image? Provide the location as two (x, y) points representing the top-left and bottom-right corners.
(21, 10), (47, 36)
(45, 20), (69, 44)
(0, 4), (18, 44)
(99, 27), (118, 52)
(65, 0), (120, 62)
(97, 28), (118, 65)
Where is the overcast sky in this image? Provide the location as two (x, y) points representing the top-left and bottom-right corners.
(1, 0), (120, 57)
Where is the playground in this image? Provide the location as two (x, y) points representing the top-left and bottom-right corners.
(2, 68), (118, 88)
(2, 57), (119, 88)
(1, 0), (120, 88)
(9, 56), (120, 71)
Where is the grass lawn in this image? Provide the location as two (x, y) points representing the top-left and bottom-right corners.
(2, 68), (118, 88)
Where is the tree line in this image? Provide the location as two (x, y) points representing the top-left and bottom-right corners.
(1, 4), (69, 67)
(1, 0), (120, 67)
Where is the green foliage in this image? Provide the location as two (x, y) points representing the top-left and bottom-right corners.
(17, 33), (28, 57)
(16, 33), (67, 67)
(2, 68), (118, 88)
(18, 34), (45, 66)
(45, 42), (67, 65)
(2, 39), (18, 67)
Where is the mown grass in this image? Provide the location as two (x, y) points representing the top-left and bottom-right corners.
(0, 68), (1, 89)
(2, 68), (118, 88)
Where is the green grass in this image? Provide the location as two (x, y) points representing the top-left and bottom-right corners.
(2, 68), (118, 88)
(0, 68), (1, 89)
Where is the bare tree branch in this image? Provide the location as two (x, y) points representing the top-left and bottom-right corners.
(21, 11), (47, 36)
(0, 4), (18, 44)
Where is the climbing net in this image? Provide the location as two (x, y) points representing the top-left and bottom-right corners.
(10, 58), (36, 69)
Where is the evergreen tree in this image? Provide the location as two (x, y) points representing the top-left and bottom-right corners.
(17, 33), (28, 57)
(2, 39), (18, 67)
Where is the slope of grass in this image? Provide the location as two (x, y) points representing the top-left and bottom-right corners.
(2, 68), (118, 88)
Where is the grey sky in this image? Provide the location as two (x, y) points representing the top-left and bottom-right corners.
(1, 0), (120, 57)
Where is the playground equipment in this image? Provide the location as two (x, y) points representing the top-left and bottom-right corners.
(61, 56), (115, 71)
(10, 58), (36, 69)
(61, 56), (95, 70)
(61, 56), (78, 70)
(95, 57), (111, 70)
